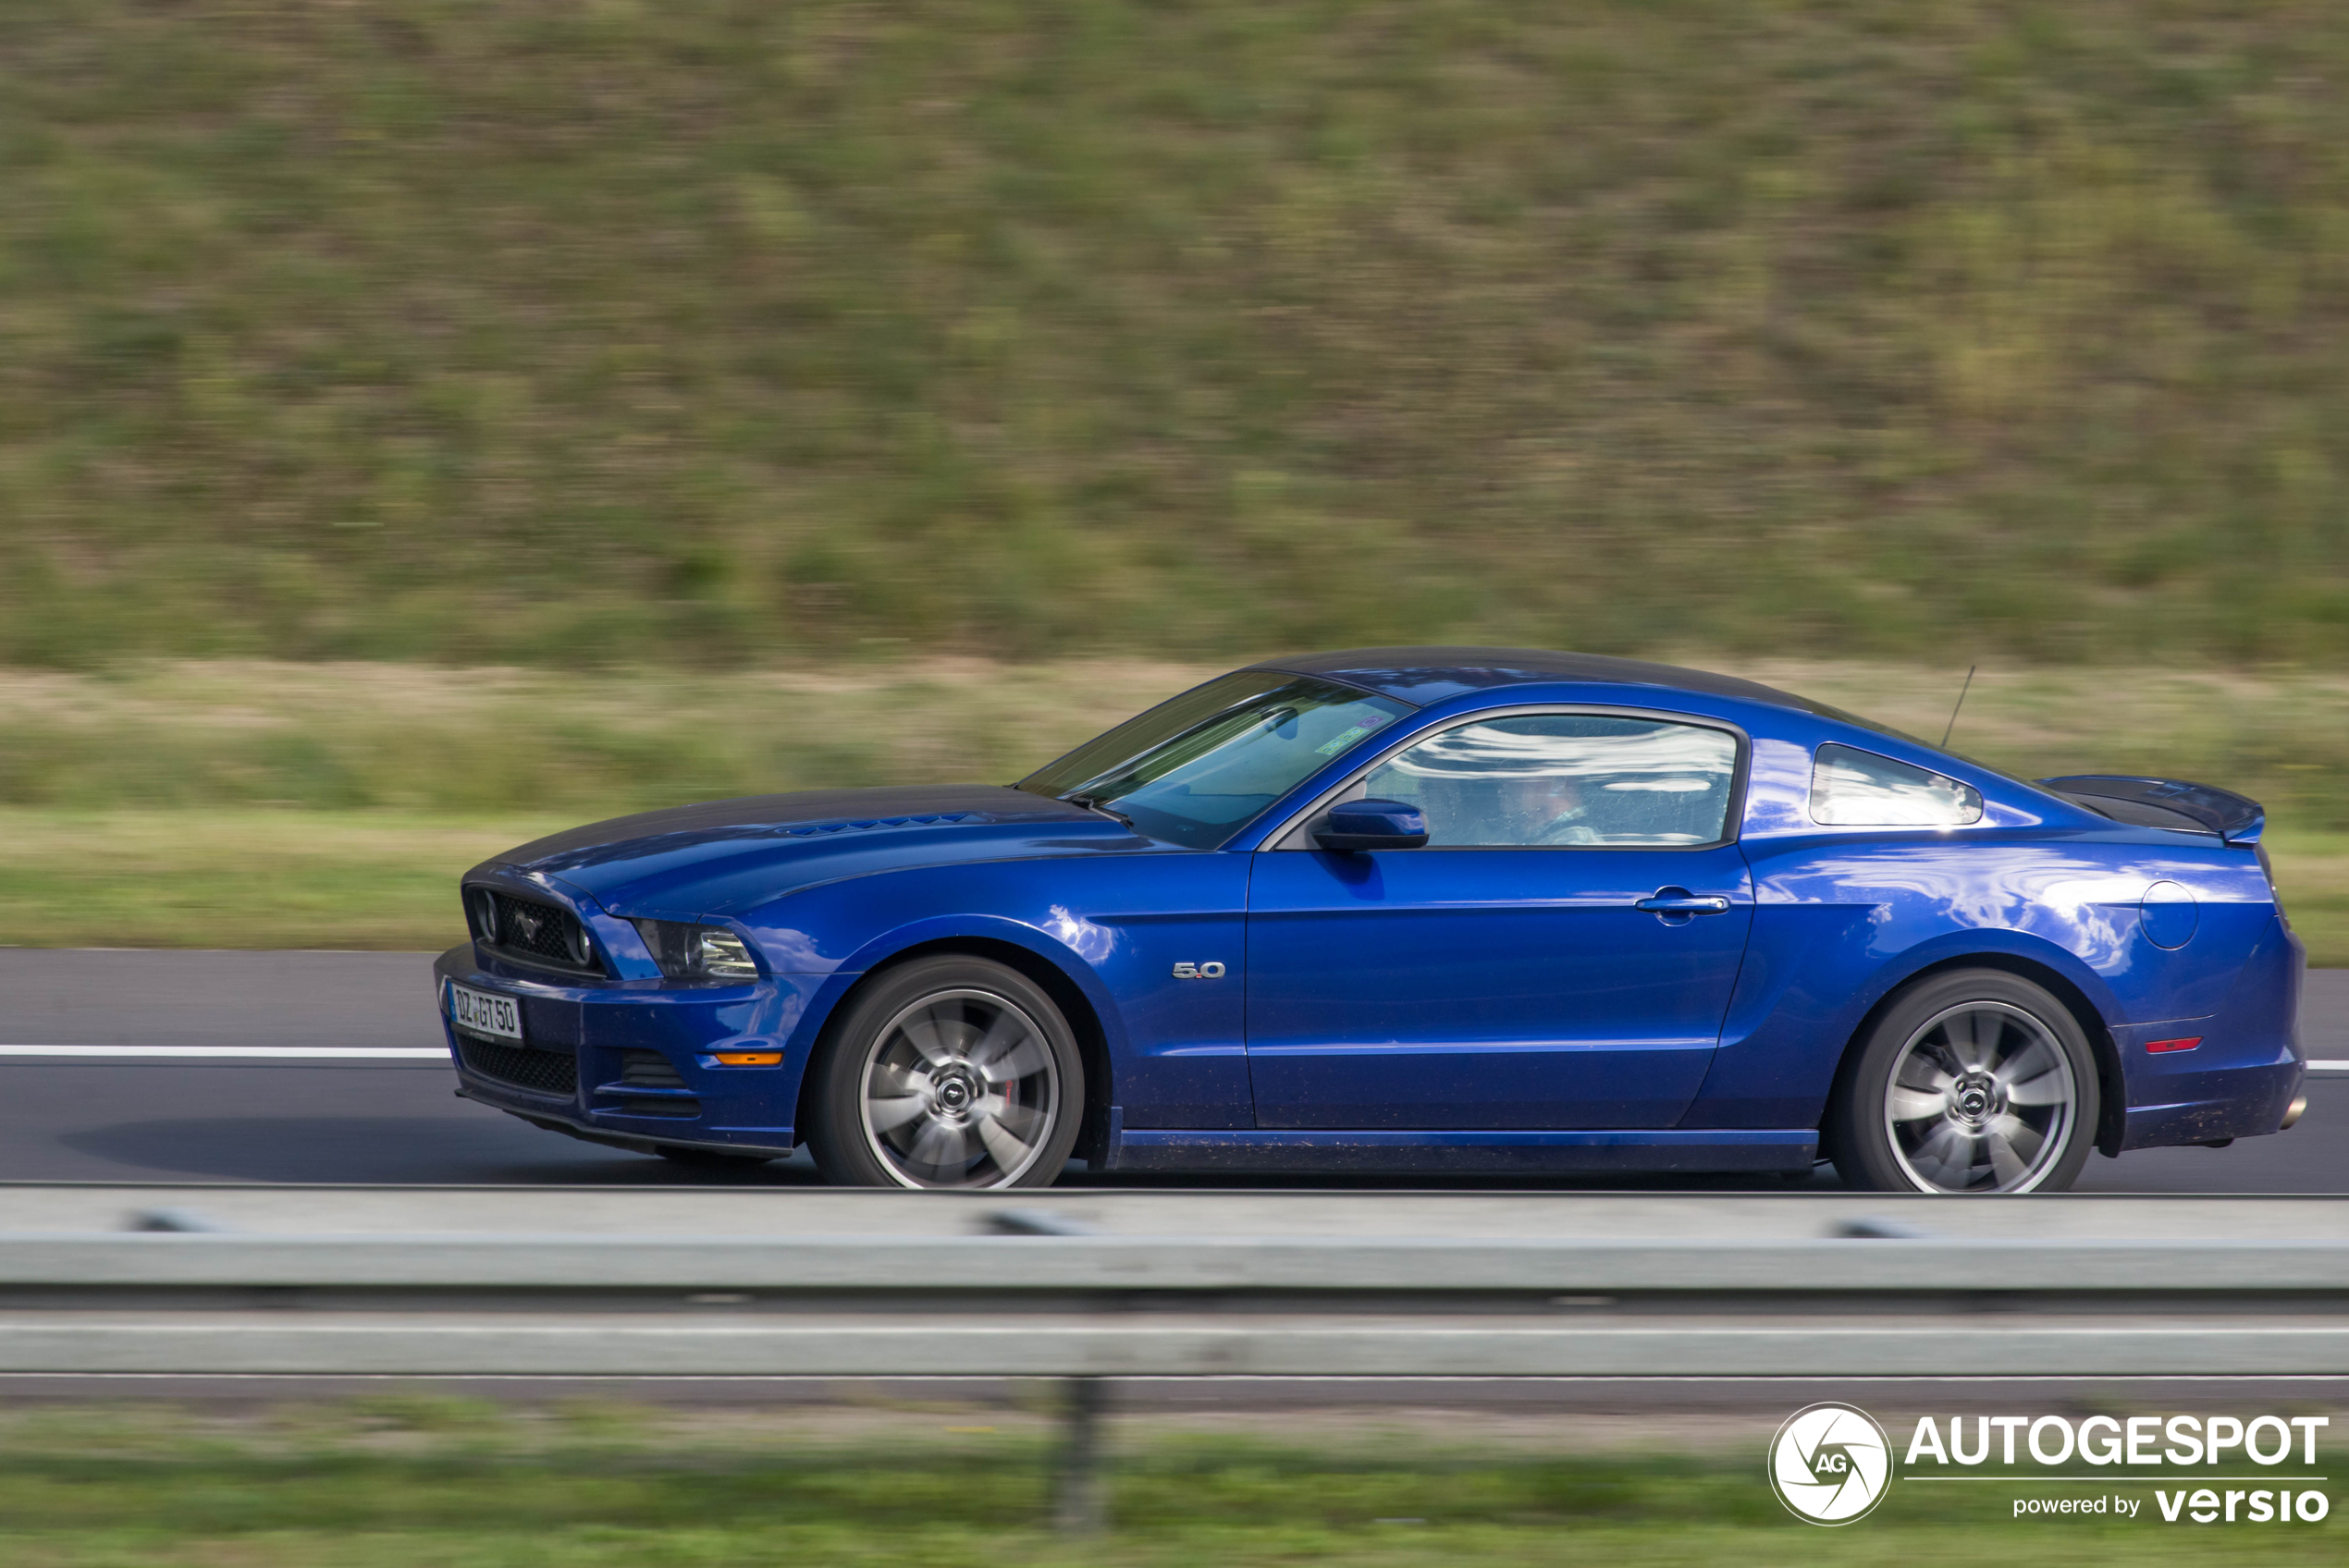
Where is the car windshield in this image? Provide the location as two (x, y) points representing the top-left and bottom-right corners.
(1018, 672), (1415, 849)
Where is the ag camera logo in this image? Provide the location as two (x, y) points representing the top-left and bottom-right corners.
(1770, 1403), (1894, 1525)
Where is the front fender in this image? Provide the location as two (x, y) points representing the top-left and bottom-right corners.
(738, 852), (1254, 1131)
(782, 911), (1138, 1065)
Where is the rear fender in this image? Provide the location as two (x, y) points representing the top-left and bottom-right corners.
(1688, 922), (2123, 1133)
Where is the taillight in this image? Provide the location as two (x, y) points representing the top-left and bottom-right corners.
(2255, 842), (2290, 928)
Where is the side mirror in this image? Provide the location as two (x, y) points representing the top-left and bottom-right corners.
(1314, 798), (1430, 852)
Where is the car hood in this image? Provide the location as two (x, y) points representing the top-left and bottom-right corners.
(477, 783), (1156, 917)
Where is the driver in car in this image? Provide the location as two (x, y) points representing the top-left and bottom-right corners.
(1501, 771), (1601, 844)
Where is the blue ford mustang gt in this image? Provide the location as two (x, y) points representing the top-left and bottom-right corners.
(436, 648), (2306, 1194)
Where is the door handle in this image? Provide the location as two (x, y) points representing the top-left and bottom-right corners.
(1635, 893), (1732, 914)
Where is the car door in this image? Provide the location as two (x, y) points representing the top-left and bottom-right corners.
(1244, 708), (1754, 1130)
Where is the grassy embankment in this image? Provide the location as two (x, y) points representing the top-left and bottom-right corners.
(0, 659), (2341, 961)
(0, 1399), (2340, 1566)
(5, 2), (2348, 669)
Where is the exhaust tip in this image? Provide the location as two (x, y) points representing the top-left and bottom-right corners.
(2281, 1093), (2308, 1132)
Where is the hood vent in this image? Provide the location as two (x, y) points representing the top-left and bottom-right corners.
(783, 812), (975, 838)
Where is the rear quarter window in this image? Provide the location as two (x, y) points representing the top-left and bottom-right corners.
(1810, 743), (1983, 827)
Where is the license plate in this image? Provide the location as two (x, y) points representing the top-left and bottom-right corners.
(448, 982), (523, 1043)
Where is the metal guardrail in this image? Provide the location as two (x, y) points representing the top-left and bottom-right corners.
(11, 1230), (2349, 1294)
(4, 1194), (2345, 1533)
(4, 1220), (2348, 1378)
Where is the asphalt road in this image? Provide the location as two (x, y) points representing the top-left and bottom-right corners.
(0, 950), (2339, 1191)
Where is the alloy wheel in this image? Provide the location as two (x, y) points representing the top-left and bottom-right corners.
(1882, 1002), (2078, 1194)
(857, 988), (1061, 1188)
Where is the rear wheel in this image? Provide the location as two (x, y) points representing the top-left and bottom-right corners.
(806, 956), (1084, 1189)
(1828, 970), (2099, 1194)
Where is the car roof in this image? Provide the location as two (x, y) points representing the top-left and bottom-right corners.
(1249, 645), (1859, 720)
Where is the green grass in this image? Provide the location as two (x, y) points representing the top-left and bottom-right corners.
(0, 1401), (2341, 1566)
(4, 3), (2349, 667)
(0, 658), (2343, 956)
(0, 810), (561, 949)
(2269, 828), (2349, 970)
(0, 658), (1195, 816)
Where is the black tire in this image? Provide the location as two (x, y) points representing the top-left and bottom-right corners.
(805, 955), (1085, 1189)
(654, 1145), (775, 1169)
(1827, 969), (2100, 1194)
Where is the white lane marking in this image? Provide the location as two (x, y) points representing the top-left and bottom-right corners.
(0, 1046), (448, 1060)
(2306, 1060), (2349, 1073)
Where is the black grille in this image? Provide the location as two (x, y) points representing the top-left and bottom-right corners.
(620, 1050), (688, 1089)
(471, 890), (601, 975)
(458, 1035), (578, 1097)
(619, 1097), (700, 1119)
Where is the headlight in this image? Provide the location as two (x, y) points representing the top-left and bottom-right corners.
(633, 920), (761, 981)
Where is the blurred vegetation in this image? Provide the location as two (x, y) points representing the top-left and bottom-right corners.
(0, 809), (562, 949)
(0, 659), (1184, 816)
(0, 658), (2341, 956)
(3, 657), (2347, 821)
(1, 1399), (2341, 1564)
(5, 2), (2349, 666)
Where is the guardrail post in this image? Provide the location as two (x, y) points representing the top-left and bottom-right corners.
(1052, 1375), (1108, 1535)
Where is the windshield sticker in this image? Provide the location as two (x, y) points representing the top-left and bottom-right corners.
(1315, 717), (1391, 756)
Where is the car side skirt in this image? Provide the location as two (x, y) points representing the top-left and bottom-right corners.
(1108, 1128), (1816, 1174)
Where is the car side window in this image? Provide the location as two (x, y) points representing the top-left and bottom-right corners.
(1810, 743), (1983, 827)
(1357, 715), (1740, 848)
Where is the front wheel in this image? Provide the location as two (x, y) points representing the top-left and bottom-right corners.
(1828, 970), (2100, 1194)
(805, 956), (1085, 1189)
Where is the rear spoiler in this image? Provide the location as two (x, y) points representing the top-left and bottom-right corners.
(2038, 775), (2265, 844)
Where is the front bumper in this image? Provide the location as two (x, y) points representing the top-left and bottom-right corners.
(433, 945), (824, 1156)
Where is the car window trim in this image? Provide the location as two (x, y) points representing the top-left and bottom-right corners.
(1806, 741), (1986, 830)
(1248, 665), (1416, 707)
(1016, 671), (1418, 806)
(1257, 703), (1753, 852)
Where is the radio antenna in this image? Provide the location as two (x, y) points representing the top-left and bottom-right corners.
(1940, 665), (1976, 751)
